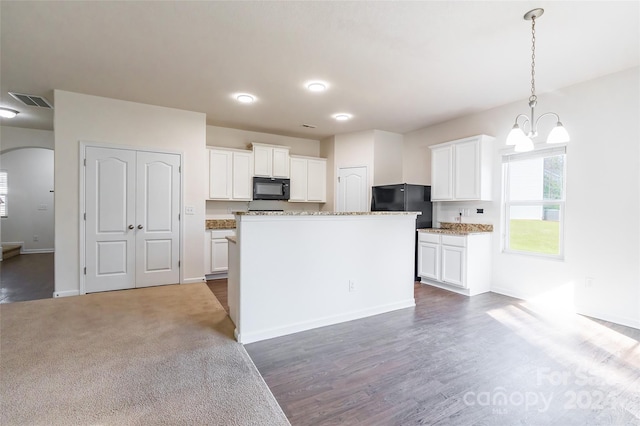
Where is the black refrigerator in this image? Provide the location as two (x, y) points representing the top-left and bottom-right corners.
(371, 184), (433, 280)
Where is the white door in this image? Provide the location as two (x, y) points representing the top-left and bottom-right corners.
(85, 147), (180, 293)
(135, 151), (180, 288)
(337, 166), (368, 212)
(85, 147), (136, 293)
(418, 242), (440, 281)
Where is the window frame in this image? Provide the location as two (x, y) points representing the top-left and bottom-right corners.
(502, 146), (567, 260)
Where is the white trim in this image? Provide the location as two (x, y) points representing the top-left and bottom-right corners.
(236, 299), (415, 344)
(20, 248), (54, 254)
(53, 289), (79, 298)
(79, 141), (183, 294)
(182, 277), (207, 285)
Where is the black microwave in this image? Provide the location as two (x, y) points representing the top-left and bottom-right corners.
(253, 177), (290, 201)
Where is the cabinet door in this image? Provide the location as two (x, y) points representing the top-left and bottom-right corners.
(209, 149), (232, 199)
(289, 157), (308, 201)
(211, 238), (229, 272)
(454, 140), (480, 200)
(253, 145), (272, 177)
(307, 159), (326, 202)
(232, 151), (252, 200)
(272, 147), (290, 178)
(441, 245), (465, 287)
(431, 146), (453, 201)
(418, 241), (440, 281)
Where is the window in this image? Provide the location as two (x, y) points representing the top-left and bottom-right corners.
(0, 170), (7, 218)
(502, 147), (566, 258)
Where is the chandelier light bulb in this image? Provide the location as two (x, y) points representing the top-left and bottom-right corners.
(547, 122), (570, 144)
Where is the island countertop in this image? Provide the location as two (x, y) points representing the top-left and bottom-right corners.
(233, 211), (421, 216)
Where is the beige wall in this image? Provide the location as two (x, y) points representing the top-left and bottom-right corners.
(207, 125), (320, 157)
(320, 136), (336, 211)
(54, 90), (207, 295)
(1, 126), (54, 152)
(403, 67), (640, 328)
(373, 130), (403, 186)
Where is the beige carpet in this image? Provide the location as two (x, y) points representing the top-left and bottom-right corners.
(0, 283), (290, 426)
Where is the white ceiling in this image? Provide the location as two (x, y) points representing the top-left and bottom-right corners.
(1, 1), (638, 140)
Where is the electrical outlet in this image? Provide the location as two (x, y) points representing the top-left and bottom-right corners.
(349, 280), (356, 292)
(477, 208), (484, 214)
(33, 235), (39, 242)
(185, 206), (195, 215)
(585, 277), (594, 288)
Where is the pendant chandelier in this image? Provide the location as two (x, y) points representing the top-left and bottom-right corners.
(506, 8), (570, 152)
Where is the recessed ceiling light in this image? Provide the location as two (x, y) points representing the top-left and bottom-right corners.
(306, 82), (327, 92)
(236, 94), (255, 103)
(0, 107), (19, 118)
(333, 113), (352, 121)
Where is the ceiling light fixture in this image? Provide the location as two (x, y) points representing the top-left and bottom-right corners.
(0, 107), (19, 118)
(506, 8), (570, 152)
(333, 113), (352, 121)
(236, 94), (255, 103)
(306, 82), (327, 92)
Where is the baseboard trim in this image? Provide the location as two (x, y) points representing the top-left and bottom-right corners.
(53, 290), (79, 298)
(21, 249), (55, 254)
(491, 286), (640, 330)
(237, 298), (416, 344)
(182, 277), (207, 285)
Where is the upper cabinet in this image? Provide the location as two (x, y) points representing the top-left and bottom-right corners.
(289, 156), (327, 203)
(429, 135), (494, 201)
(208, 148), (252, 201)
(251, 143), (290, 178)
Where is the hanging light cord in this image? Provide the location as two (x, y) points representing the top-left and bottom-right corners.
(530, 16), (537, 105)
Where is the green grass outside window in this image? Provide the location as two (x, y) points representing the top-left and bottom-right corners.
(509, 219), (560, 255)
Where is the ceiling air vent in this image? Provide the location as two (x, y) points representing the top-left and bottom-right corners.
(301, 124), (317, 129)
(9, 92), (53, 109)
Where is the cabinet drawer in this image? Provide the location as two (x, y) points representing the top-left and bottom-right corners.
(418, 232), (440, 244)
(211, 229), (235, 239)
(442, 235), (466, 247)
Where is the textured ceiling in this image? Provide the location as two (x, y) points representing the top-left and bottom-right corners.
(1, 1), (638, 139)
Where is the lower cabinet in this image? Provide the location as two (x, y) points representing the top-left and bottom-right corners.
(204, 229), (235, 276)
(418, 231), (491, 296)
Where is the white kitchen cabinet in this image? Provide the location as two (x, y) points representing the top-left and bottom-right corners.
(205, 229), (235, 276)
(430, 135), (494, 201)
(251, 143), (290, 178)
(289, 155), (327, 203)
(208, 148), (252, 201)
(417, 231), (491, 296)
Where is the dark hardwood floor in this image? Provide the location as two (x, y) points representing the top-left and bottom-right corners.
(0, 253), (54, 303)
(206, 278), (228, 312)
(208, 279), (640, 425)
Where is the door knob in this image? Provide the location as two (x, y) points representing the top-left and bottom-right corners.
(137, 224), (144, 229)
(128, 225), (134, 230)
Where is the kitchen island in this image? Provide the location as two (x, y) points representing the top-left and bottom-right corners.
(227, 211), (419, 343)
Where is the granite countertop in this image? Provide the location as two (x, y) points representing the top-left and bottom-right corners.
(234, 211), (421, 216)
(418, 222), (493, 235)
(205, 219), (236, 230)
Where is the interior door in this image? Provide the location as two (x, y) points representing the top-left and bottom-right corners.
(135, 151), (180, 287)
(85, 147), (136, 293)
(85, 147), (180, 293)
(337, 166), (368, 212)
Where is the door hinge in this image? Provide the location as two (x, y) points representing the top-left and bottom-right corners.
(338, 176), (341, 182)
(178, 260), (180, 267)
(84, 267), (86, 275)
(178, 213), (180, 220)
(179, 166), (181, 173)
(84, 158), (86, 166)
(84, 212), (86, 220)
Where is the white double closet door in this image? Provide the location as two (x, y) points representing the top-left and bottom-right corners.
(85, 146), (180, 293)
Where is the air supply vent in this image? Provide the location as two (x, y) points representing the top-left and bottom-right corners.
(9, 92), (53, 109)
(301, 124), (317, 129)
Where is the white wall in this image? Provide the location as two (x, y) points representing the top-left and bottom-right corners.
(0, 126), (54, 151)
(0, 148), (54, 252)
(373, 130), (403, 186)
(320, 135), (336, 211)
(54, 90), (207, 296)
(207, 125), (320, 156)
(403, 67), (640, 328)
